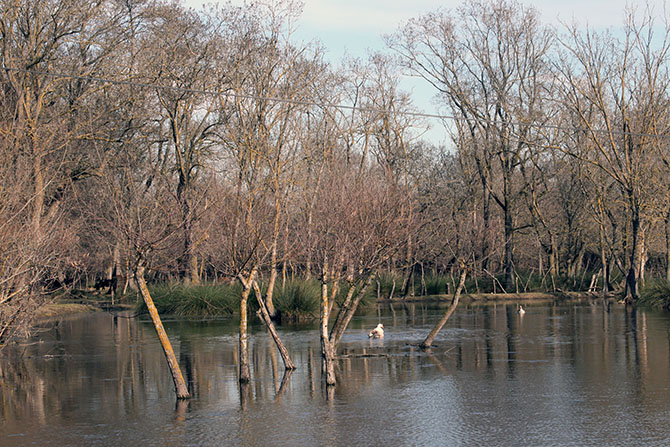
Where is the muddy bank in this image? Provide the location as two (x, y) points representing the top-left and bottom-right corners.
(36, 303), (101, 319)
(36, 301), (135, 320)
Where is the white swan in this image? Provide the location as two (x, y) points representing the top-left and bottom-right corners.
(518, 305), (526, 315)
(368, 323), (384, 338)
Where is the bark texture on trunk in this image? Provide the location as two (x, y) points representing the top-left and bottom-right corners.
(134, 263), (190, 399)
(238, 279), (252, 384)
(624, 211), (645, 303)
(320, 260), (336, 386)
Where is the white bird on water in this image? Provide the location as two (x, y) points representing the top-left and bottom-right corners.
(369, 323), (384, 338)
(518, 305), (526, 315)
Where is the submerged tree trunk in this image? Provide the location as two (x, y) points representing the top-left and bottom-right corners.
(420, 267), (467, 349)
(134, 262), (190, 399)
(252, 281), (295, 370)
(320, 259), (336, 386)
(237, 271), (255, 384)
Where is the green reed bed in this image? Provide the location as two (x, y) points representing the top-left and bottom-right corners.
(639, 280), (670, 310)
(138, 282), (241, 317)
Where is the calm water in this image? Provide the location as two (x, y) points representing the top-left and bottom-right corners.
(1, 301), (670, 446)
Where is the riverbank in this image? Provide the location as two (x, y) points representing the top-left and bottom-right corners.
(36, 300), (136, 320)
(40, 290), (605, 322)
(388, 290), (603, 304)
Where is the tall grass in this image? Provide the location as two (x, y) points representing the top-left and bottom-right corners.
(138, 282), (241, 317)
(374, 272), (404, 299)
(639, 279), (670, 310)
(272, 280), (320, 320)
(424, 275), (449, 295)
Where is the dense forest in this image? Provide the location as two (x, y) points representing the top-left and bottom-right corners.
(1, 0), (670, 354)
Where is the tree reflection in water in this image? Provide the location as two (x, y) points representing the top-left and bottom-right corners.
(1, 303), (670, 446)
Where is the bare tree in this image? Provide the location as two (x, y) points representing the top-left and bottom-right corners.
(556, 6), (670, 301)
(0, 0), (126, 343)
(208, 0), (317, 382)
(310, 161), (411, 385)
(141, 3), (225, 284)
(389, 0), (554, 290)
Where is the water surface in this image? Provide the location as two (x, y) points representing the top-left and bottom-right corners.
(1, 301), (670, 446)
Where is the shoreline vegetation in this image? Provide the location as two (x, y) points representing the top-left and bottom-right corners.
(40, 273), (663, 321)
(34, 290), (620, 321)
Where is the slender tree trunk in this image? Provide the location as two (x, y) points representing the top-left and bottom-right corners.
(420, 267), (467, 349)
(503, 201), (514, 291)
(599, 221), (610, 293)
(549, 235), (558, 279)
(32, 150), (44, 235)
(401, 234), (414, 297)
(320, 259), (336, 386)
(236, 269), (258, 384)
(481, 189), (491, 273)
(282, 216), (289, 290)
(178, 177), (199, 285)
(665, 211), (670, 282)
(134, 262), (190, 399)
(265, 197), (282, 317)
(625, 210), (646, 303)
(252, 281), (295, 370)
(238, 277), (253, 384)
(329, 272), (374, 348)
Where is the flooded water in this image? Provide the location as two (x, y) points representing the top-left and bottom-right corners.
(1, 301), (670, 446)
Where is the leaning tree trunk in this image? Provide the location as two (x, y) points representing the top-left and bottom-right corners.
(252, 281), (295, 370)
(420, 267), (467, 349)
(134, 262), (190, 399)
(329, 272), (374, 347)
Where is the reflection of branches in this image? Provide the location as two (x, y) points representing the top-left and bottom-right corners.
(425, 351), (450, 375)
(275, 368), (294, 401)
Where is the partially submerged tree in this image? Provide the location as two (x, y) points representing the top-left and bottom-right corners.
(420, 263), (467, 349)
(311, 162), (412, 386)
